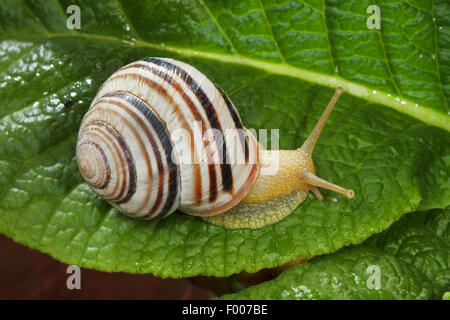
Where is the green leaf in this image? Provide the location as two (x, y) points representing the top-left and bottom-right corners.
(221, 207), (450, 299)
(0, 0), (449, 278)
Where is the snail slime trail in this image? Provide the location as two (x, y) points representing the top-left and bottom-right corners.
(77, 57), (354, 229)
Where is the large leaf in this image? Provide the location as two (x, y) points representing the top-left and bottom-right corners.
(221, 207), (450, 299)
(0, 0), (448, 277)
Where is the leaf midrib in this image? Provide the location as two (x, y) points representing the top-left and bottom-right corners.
(3, 31), (449, 132)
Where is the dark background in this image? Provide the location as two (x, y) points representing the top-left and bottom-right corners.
(0, 235), (212, 299)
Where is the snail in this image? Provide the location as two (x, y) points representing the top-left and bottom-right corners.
(76, 57), (354, 229)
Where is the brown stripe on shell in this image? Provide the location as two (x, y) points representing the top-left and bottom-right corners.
(191, 66), (250, 164)
(107, 70), (211, 205)
(80, 124), (127, 201)
(92, 99), (162, 215)
(104, 92), (180, 218)
(215, 85), (249, 163)
(117, 64), (209, 203)
(143, 58), (234, 197)
(78, 141), (111, 189)
(98, 93), (177, 218)
(91, 120), (136, 204)
(182, 150), (260, 216)
(125, 92), (180, 218)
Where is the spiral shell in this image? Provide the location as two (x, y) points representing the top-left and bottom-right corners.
(77, 58), (260, 219)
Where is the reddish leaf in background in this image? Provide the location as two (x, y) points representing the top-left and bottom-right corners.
(0, 235), (212, 299)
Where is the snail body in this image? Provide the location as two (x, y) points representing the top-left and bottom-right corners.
(76, 57), (354, 229)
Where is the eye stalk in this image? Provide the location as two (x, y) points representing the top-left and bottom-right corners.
(302, 170), (355, 200)
(299, 87), (354, 200)
(301, 87), (344, 154)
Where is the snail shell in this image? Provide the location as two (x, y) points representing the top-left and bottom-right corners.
(76, 57), (260, 219)
(77, 57), (355, 229)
